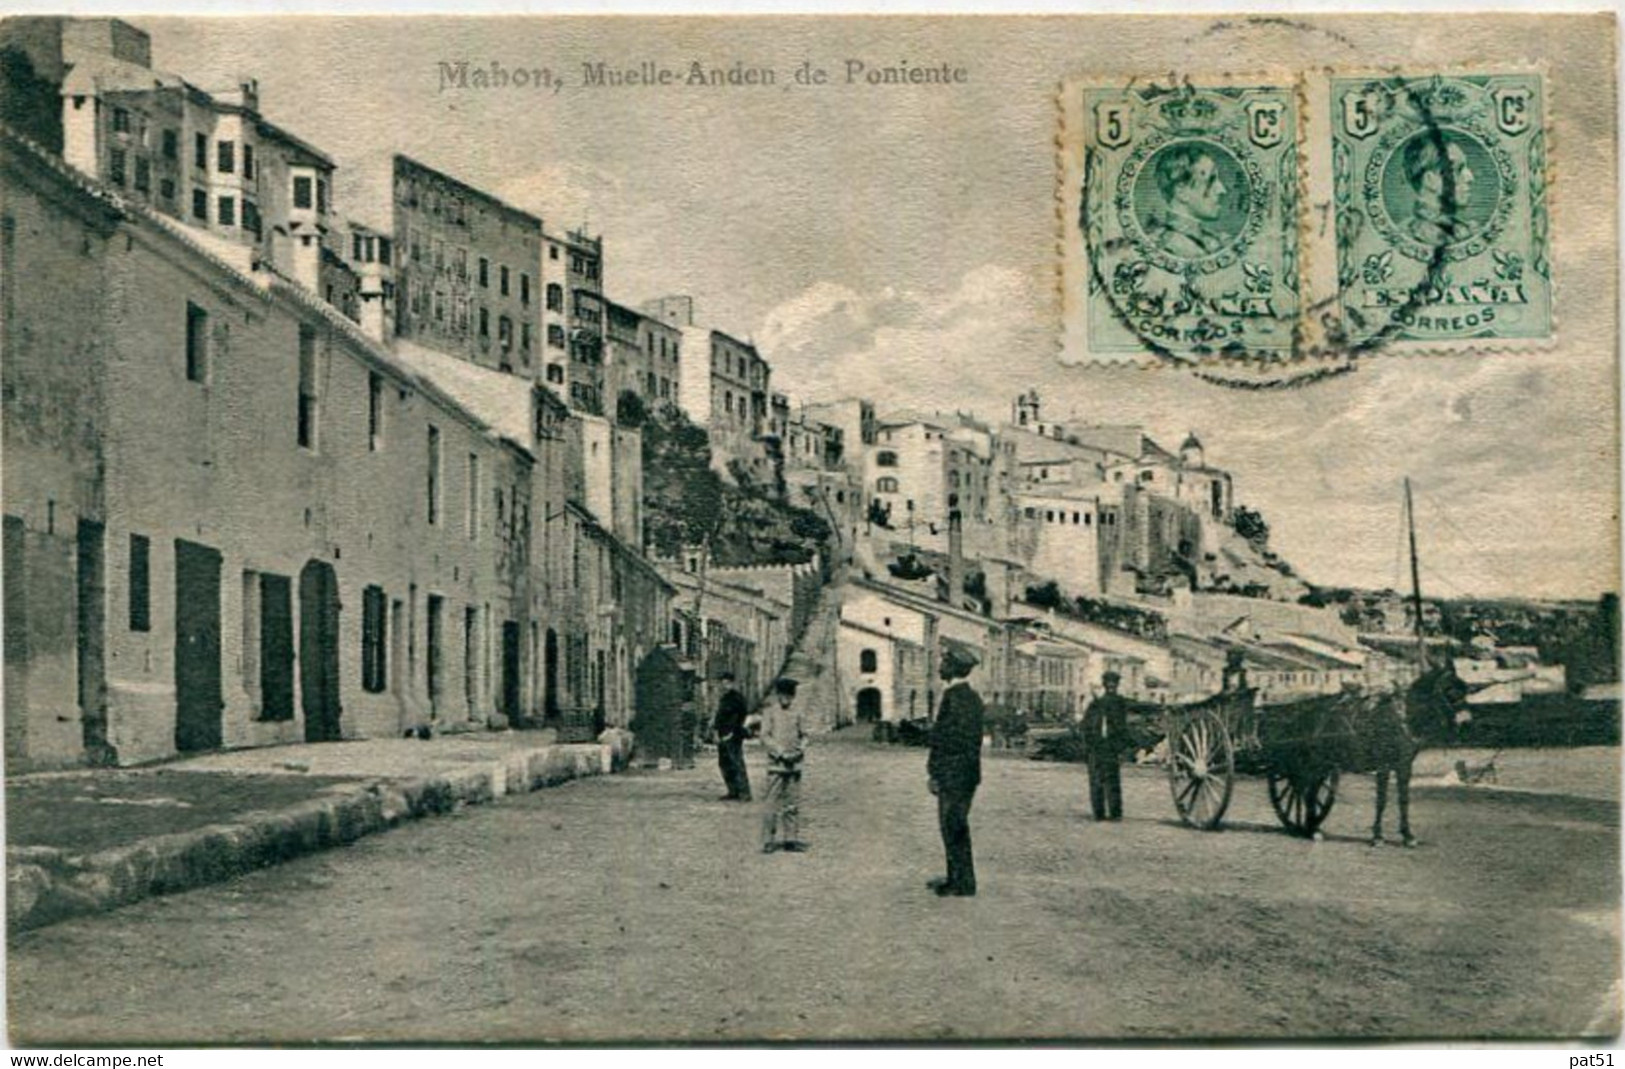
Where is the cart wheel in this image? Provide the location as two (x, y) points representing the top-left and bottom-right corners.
(1267, 768), (1339, 837)
(1167, 709), (1234, 830)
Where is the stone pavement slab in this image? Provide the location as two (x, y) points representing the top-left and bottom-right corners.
(7, 730), (618, 933)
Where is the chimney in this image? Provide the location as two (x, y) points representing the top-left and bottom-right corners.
(946, 508), (964, 609)
(984, 557), (1015, 620)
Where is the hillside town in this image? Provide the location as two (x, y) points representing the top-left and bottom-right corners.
(1, 16), (1602, 774)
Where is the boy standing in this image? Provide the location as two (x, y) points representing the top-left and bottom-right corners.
(760, 676), (808, 853)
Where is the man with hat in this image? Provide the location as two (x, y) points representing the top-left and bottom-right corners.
(760, 675), (809, 853)
(1081, 669), (1131, 821)
(927, 641), (985, 897)
(713, 670), (752, 802)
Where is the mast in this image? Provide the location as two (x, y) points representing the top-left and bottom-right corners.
(1404, 477), (1427, 671)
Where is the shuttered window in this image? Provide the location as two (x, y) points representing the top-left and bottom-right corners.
(361, 584), (387, 693)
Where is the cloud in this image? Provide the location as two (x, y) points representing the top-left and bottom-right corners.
(758, 264), (1046, 413)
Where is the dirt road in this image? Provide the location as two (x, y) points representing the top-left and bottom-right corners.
(9, 734), (1618, 1043)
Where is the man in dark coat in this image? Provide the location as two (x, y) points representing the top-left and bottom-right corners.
(713, 670), (752, 801)
(1081, 670), (1130, 821)
(927, 643), (985, 897)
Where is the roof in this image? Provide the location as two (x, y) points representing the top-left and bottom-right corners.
(840, 616), (926, 648)
(391, 339), (538, 447)
(1062, 424), (1151, 459)
(1180, 432), (1203, 452)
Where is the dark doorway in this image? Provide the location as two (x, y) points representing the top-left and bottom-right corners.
(630, 646), (686, 766)
(544, 627), (560, 721)
(501, 620), (520, 722)
(174, 539), (223, 753)
(426, 594), (445, 718)
(76, 520), (109, 759)
(299, 559), (342, 742)
(856, 687), (883, 723)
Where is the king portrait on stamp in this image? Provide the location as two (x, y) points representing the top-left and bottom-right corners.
(1078, 82), (1300, 362)
(1332, 73), (1551, 346)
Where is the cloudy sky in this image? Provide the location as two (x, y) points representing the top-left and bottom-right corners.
(146, 15), (1618, 600)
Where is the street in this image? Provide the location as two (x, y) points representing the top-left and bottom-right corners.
(9, 734), (1619, 1043)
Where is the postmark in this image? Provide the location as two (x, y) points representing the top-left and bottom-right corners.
(1331, 73), (1551, 347)
(1074, 80), (1301, 362)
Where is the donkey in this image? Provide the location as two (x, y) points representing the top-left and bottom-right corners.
(1348, 665), (1468, 847)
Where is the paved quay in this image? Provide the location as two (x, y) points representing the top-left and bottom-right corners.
(7, 730), (625, 932)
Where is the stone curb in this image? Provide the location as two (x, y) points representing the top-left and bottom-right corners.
(7, 743), (612, 933)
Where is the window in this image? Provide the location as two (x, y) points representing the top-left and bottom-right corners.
(546, 364), (564, 384)
(859, 649), (878, 673)
(361, 585), (388, 693)
(498, 315), (512, 351)
(547, 324), (564, 348)
(520, 273), (530, 306)
(159, 129), (178, 161)
(521, 323), (532, 352)
(378, 237), (392, 264)
(549, 244), (559, 260)
(159, 178), (175, 201)
(479, 307), (489, 338)
(478, 257), (489, 288)
(192, 188), (207, 221)
(194, 132), (207, 170)
(128, 534), (150, 631)
(112, 107), (130, 134)
(297, 325), (318, 449)
(876, 476), (899, 494)
(466, 454), (481, 539)
(292, 175), (313, 210)
(546, 283), (562, 311)
(875, 450), (898, 468)
(499, 265), (510, 297)
(368, 372), (384, 451)
(185, 301), (209, 382)
(242, 144), (255, 180)
(427, 426), (441, 524)
(217, 195), (235, 227)
(217, 139), (234, 174)
(317, 179), (327, 213)
(108, 148), (126, 185)
(133, 156), (150, 192)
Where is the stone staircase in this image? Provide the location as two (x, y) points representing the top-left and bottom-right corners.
(778, 567), (848, 733)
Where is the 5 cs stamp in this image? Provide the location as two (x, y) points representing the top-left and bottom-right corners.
(1079, 82), (1300, 361)
(1063, 69), (1553, 367)
(1332, 73), (1551, 346)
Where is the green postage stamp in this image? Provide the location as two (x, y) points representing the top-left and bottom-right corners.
(1332, 73), (1551, 346)
(1077, 82), (1300, 360)
(1062, 70), (1554, 366)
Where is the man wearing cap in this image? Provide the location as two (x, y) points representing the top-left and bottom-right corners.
(927, 643), (984, 897)
(1081, 670), (1130, 821)
(761, 676), (809, 853)
(713, 670), (752, 802)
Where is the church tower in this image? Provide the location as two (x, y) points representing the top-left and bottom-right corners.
(1180, 432), (1205, 468)
(1013, 388), (1041, 428)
